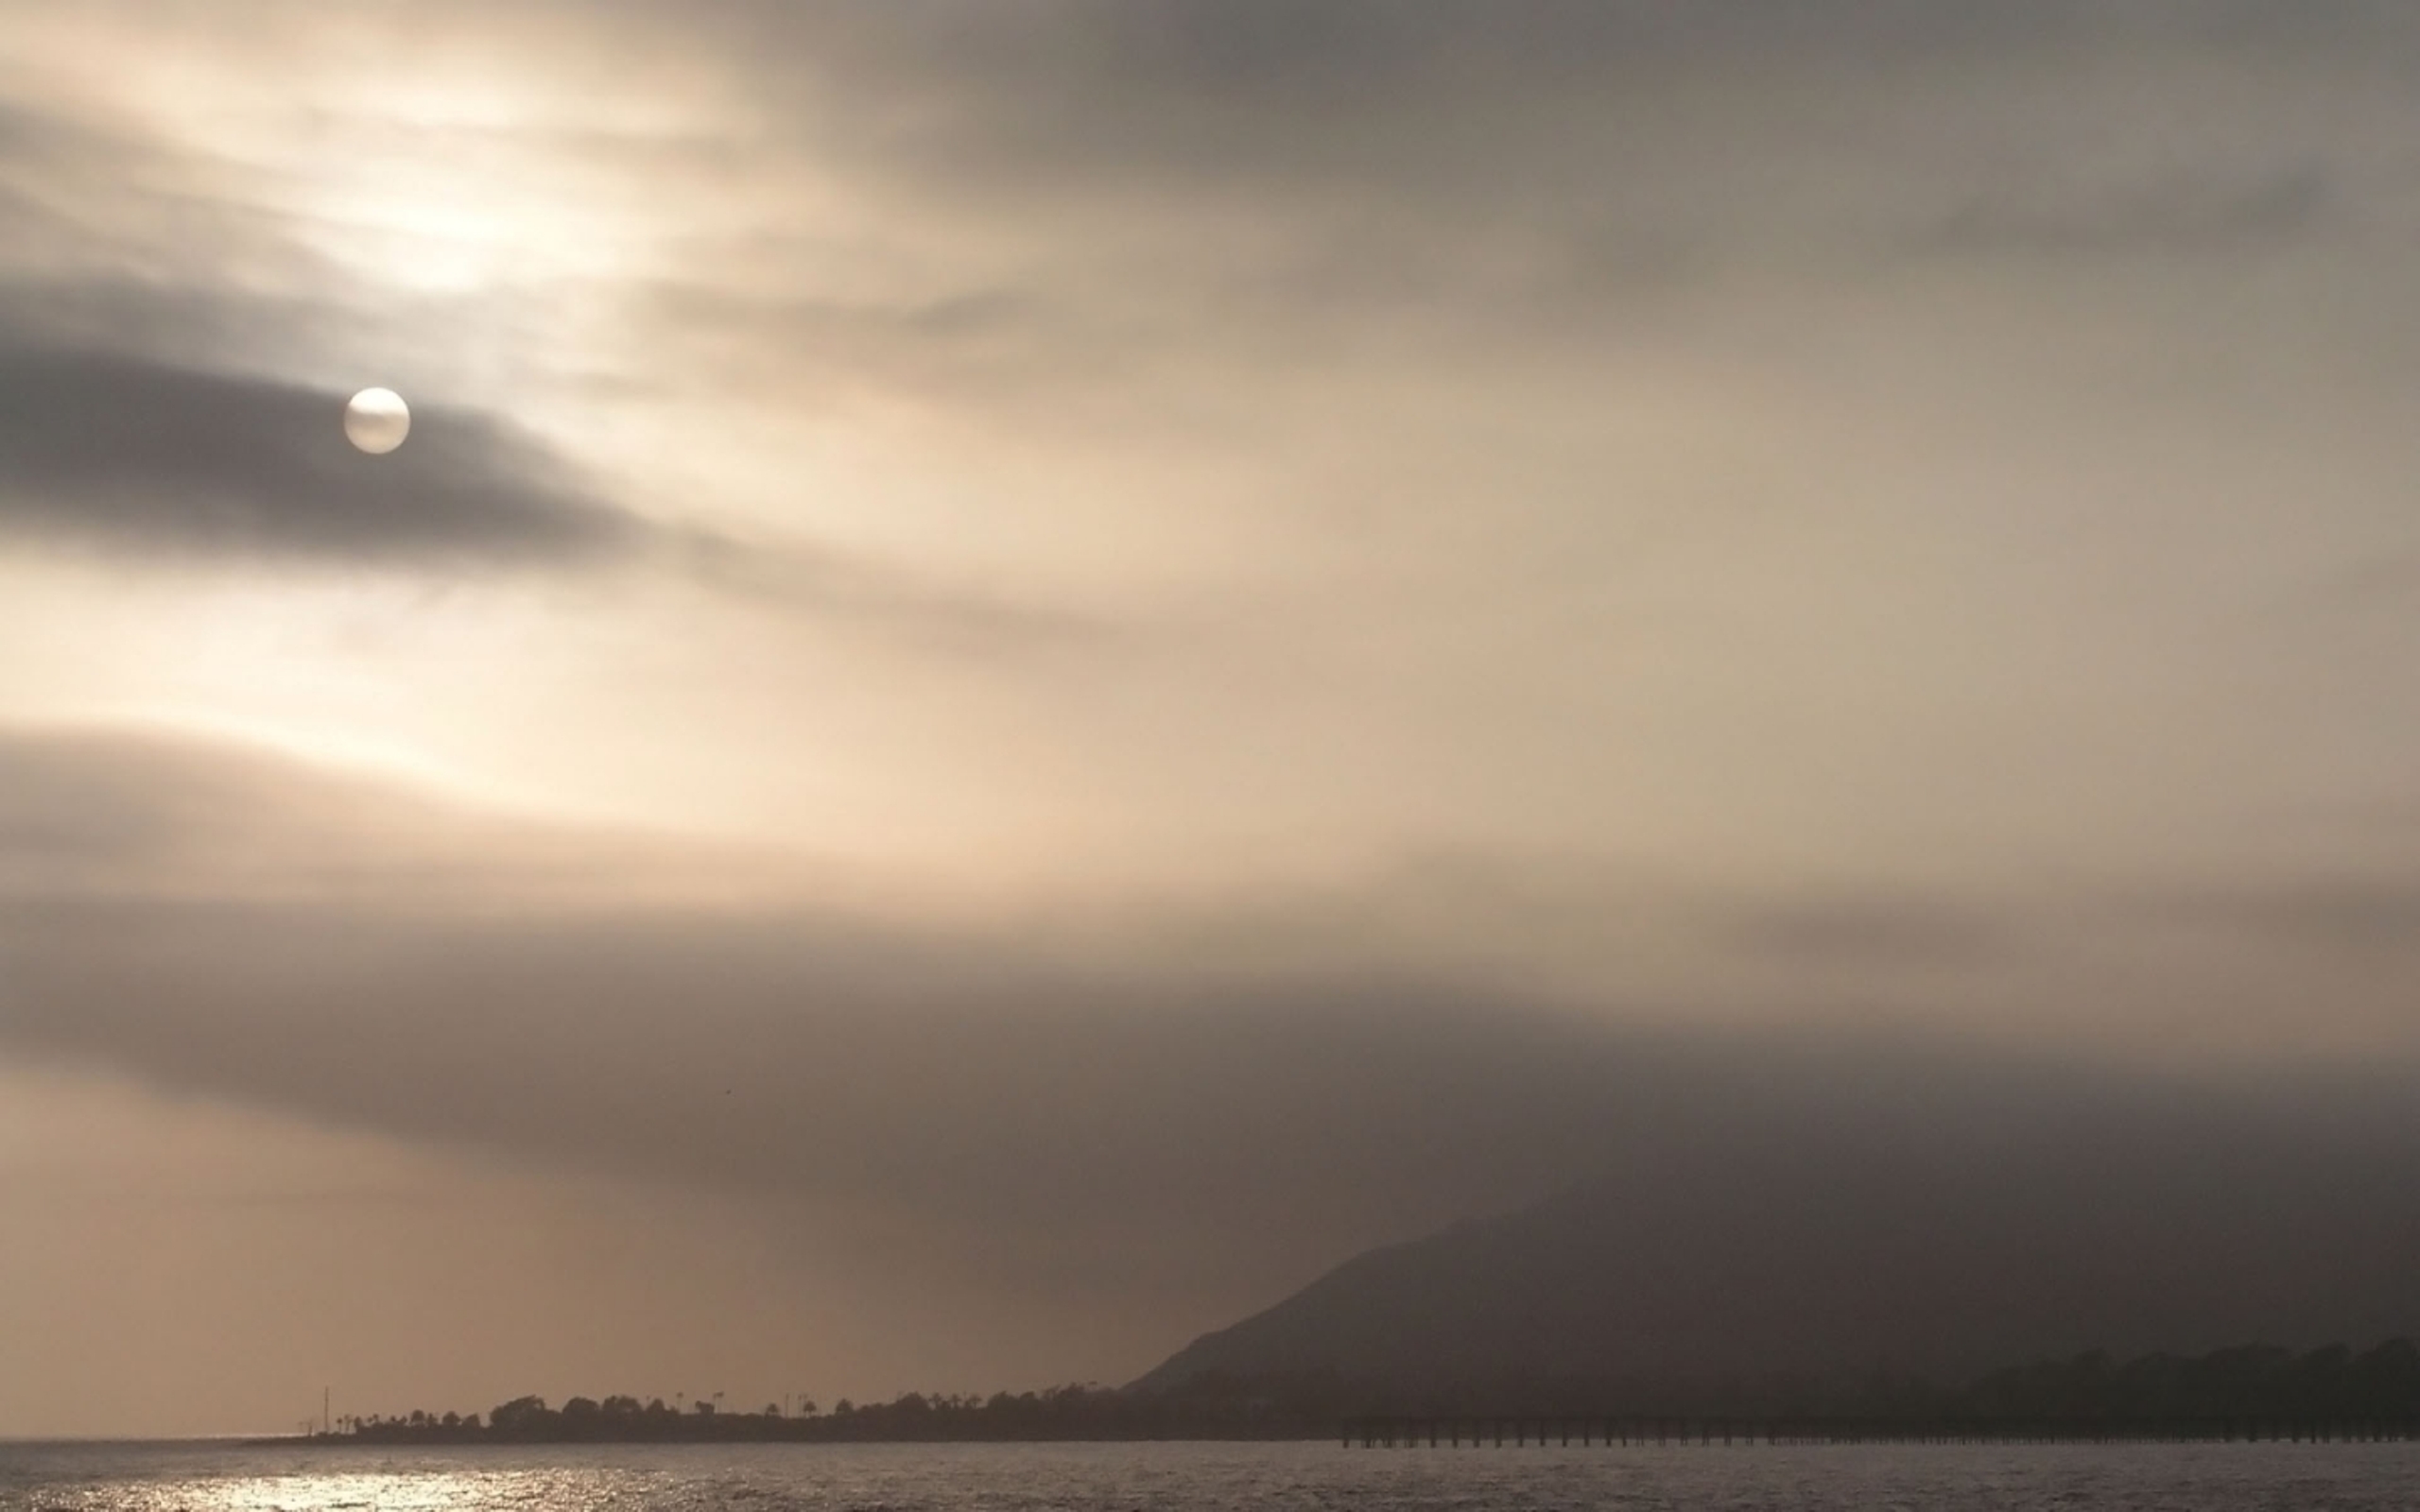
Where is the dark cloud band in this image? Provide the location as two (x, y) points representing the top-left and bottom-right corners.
(7, 725), (2420, 1350)
(0, 342), (638, 565)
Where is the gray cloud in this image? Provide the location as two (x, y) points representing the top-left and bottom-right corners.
(1910, 166), (2339, 265)
(2152, 873), (2420, 954)
(1730, 896), (2012, 971)
(651, 3), (2413, 214)
(547, 0), (2420, 416)
(643, 282), (1130, 410)
(0, 297), (1100, 638)
(8, 724), (2420, 1344)
(671, 528), (1106, 652)
(13, 832), (2420, 1375)
(0, 728), (1634, 1279)
(0, 95), (638, 564)
(0, 340), (640, 565)
(0, 88), (1103, 628)
(11, 3), (2420, 1418)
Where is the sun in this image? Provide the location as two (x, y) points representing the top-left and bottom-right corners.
(344, 387), (410, 454)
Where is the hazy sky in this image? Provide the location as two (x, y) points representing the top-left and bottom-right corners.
(5, 1), (2420, 1436)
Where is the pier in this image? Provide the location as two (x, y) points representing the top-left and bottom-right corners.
(1340, 1417), (2420, 1447)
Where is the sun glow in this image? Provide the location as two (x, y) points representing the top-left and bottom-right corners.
(78, 705), (505, 809)
(78, 40), (683, 299)
(281, 110), (659, 297)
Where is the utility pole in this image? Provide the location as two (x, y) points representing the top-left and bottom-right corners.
(324, 1387), (332, 1436)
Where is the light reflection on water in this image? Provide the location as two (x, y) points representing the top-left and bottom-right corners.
(7, 1438), (2420, 1512)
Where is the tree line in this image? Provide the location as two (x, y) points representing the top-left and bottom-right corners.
(335, 1381), (1332, 1443)
(320, 1339), (2420, 1443)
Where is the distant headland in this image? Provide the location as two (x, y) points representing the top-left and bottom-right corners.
(290, 1340), (2420, 1446)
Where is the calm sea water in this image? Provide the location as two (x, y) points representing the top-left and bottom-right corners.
(5, 1438), (2417, 1512)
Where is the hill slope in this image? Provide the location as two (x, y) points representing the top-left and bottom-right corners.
(1137, 1080), (2420, 1411)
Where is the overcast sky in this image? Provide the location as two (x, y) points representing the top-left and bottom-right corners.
(5, 1), (2420, 1437)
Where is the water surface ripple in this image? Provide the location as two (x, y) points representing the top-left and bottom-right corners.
(6, 1439), (2416, 1512)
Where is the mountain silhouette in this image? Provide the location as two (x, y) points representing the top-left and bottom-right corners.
(1135, 1080), (2420, 1412)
